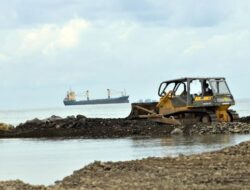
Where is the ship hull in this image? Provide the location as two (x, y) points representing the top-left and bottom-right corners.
(64, 96), (129, 106)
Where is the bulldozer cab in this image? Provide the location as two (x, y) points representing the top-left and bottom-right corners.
(158, 77), (235, 108)
(158, 80), (187, 107)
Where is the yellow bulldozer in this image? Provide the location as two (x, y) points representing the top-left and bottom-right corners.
(128, 77), (239, 125)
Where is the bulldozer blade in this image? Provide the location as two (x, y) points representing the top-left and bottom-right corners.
(150, 117), (182, 125)
(138, 114), (181, 125)
(127, 102), (158, 119)
(133, 105), (157, 115)
(127, 103), (181, 125)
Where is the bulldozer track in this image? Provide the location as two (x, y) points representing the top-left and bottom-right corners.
(207, 111), (218, 123)
(163, 110), (218, 124)
(228, 109), (239, 121)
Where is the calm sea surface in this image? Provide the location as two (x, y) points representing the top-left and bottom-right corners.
(0, 100), (250, 185)
(1, 135), (250, 185)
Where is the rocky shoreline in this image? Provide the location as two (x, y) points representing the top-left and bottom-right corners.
(1, 140), (250, 190)
(1, 115), (250, 138)
(1, 116), (250, 189)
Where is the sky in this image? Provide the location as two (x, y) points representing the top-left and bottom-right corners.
(0, 0), (250, 109)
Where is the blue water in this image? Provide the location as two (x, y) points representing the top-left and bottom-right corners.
(1, 134), (250, 185)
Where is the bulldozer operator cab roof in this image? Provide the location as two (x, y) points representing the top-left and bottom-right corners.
(158, 77), (232, 97)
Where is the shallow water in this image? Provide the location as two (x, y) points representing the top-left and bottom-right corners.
(0, 134), (250, 185)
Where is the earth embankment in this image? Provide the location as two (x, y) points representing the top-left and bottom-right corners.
(1, 115), (250, 138)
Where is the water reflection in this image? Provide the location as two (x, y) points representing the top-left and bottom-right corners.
(130, 135), (241, 157)
(131, 135), (232, 147)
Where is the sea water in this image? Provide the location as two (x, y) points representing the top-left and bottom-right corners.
(0, 100), (250, 185)
(1, 135), (250, 185)
(0, 103), (131, 126)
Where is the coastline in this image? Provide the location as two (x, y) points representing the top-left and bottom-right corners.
(1, 116), (250, 189)
(1, 140), (250, 189)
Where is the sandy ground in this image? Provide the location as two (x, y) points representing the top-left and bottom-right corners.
(1, 140), (250, 190)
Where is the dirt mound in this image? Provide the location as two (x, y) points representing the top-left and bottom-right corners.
(1, 115), (250, 138)
(51, 140), (250, 190)
(239, 116), (250, 123)
(0, 180), (45, 190)
(0, 115), (174, 138)
(186, 122), (250, 134)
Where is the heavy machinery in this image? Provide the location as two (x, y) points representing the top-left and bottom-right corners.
(128, 77), (239, 125)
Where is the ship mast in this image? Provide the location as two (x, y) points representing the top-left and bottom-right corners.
(107, 89), (111, 99)
(86, 90), (90, 101)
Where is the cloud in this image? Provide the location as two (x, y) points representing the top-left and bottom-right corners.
(16, 18), (89, 56)
(0, 1), (250, 109)
(0, 18), (90, 63)
(0, 0), (238, 28)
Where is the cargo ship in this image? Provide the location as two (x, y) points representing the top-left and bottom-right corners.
(63, 89), (129, 106)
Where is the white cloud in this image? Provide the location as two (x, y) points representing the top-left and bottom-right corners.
(17, 18), (89, 56)
(0, 1), (250, 108)
(58, 19), (88, 48)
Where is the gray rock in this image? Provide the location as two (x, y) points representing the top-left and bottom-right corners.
(171, 128), (183, 135)
(26, 118), (43, 125)
(78, 118), (86, 126)
(67, 115), (75, 119)
(76, 115), (87, 119)
(42, 115), (62, 123)
(49, 115), (62, 120)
